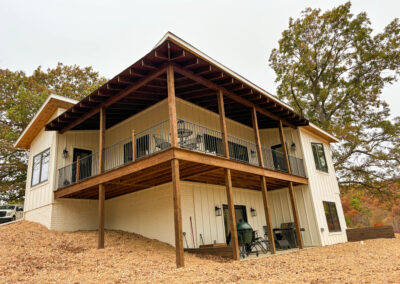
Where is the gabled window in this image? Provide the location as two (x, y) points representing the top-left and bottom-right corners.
(31, 148), (50, 187)
(323, 201), (341, 232)
(311, 143), (328, 172)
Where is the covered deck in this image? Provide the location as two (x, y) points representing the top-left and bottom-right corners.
(46, 33), (309, 267)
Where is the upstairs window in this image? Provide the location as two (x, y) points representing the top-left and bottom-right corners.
(311, 143), (328, 172)
(31, 148), (50, 187)
(123, 134), (150, 163)
(323, 201), (341, 232)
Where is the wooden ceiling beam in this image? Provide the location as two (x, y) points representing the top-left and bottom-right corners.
(172, 63), (297, 129)
(56, 64), (168, 134)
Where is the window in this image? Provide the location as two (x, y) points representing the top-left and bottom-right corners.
(124, 135), (150, 163)
(323, 201), (341, 232)
(203, 134), (249, 162)
(311, 143), (328, 172)
(31, 148), (50, 187)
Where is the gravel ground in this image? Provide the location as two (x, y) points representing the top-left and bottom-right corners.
(0, 221), (399, 283)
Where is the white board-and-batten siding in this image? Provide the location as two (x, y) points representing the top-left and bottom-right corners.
(298, 128), (347, 245)
(104, 181), (319, 248)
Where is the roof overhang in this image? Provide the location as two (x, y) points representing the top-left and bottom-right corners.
(301, 123), (339, 143)
(45, 32), (310, 133)
(14, 94), (77, 150)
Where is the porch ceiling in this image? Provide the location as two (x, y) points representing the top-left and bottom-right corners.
(45, 35), (308, 133)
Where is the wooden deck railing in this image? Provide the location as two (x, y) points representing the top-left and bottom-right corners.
(56, 119), (306, 189)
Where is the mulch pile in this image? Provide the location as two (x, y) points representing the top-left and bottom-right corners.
(0, 221), (399, 283)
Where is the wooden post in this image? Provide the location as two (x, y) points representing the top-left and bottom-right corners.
(75, 156), (80, 182)
(171, 159), (184, 268)
(98, 183), (105, 249)
(278, 120), (304, 249)
(217, 90), (239, 260)
(217, 90), (229, 158)
(225, 168), (240, 260)
(167, 64), (178, 148)
(167, 64), (184, 268)
(251, 107), (276, 254)
(98, 106), (106, 249)
(131, 129), (136, 161)
(99, 107), (106, 174)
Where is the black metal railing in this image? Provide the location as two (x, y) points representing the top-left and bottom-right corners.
(57, 119), (306, 189)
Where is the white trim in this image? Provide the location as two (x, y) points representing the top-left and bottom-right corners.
(14, 94), (78, 148)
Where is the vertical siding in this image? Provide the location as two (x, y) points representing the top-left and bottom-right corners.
(298, 128), (347, 245)
(260, 128), (303, 159)
(24, 111), (59, 213)
(176, 98), (255, 142)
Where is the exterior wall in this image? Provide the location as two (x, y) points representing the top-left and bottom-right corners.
(105, 183), (175, 245)
(25, 204), (53, 229)
(50, 199), (98, 231)
(259, 128), (303, 159)
(104, 181), (320, 248)
(298, 128), (347, 245)
(177, 98), (255, 142)
(24, 110), (59, 224)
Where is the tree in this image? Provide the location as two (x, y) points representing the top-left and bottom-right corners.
(0, 63), (107, 203)
(269, 2), (400, 195)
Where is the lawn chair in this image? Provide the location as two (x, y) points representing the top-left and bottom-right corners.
(153, 135), (171, 150)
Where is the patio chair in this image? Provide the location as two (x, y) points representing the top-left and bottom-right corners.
(180, 134), (203, 150)
(153, 135), (171, 150)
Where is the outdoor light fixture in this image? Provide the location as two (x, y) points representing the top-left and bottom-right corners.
(215, 205), (222, 217)
(291, 142), (297, 152)
(250, 150), (256, 159)
(250, 207), (257, 217)
(62, 148), (69, 159)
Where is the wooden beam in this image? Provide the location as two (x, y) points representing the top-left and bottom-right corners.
(99, 107), (106, 174)
(251, 107), (276, 253)
(278, 120), (304, 249)
(59, 65), (168, 134)
(260, 177), (276, 254)
(167, 64), (178, 147)
(131, 129), (136, 161)
(217, 90), (229, 158)
(225, 168), (240, 260)
(76, 156), (80, 182)
(98, 183), (105, 249)
(171, 159), (184, 268)
(251, 107), (263, 168)
(172, 63), (297, 129)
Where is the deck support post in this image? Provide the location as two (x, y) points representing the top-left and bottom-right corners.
(278, 120), (304, 249)
(251, 107), (276, 254)
(217, 90), (240, 260)
(171, 159), (184, 268)
(98, 106), (106, 249)
(167, 63), (184, 267)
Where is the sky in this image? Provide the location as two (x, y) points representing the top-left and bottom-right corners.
(0, 0), (399, 119)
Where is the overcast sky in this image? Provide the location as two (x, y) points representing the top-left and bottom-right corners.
(1, 0), (399, 118)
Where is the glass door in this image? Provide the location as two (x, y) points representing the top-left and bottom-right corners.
(223, 205), (247, 244)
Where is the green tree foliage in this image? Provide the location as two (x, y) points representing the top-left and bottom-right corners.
(0, 63), (107, 203)
(269, 2), (400, 194)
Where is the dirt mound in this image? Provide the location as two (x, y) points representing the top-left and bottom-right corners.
(0, 221), (399, 283)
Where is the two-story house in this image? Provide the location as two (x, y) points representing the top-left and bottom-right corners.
(15, 32), (347, 267)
